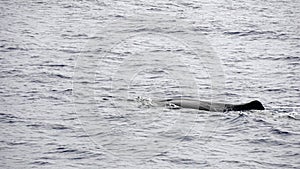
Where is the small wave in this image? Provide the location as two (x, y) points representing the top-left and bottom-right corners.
(58, 49), (81, 53)
(103, 115), (126, 120)
(287, 114), (300, 120)
(276, 152), (300, 157)
(248, 138), (286, 146)
(6, 141), (27, 146)
(30, 79), (47, 83)
(0, 113), (22, 123)
(6, 47), (19, 50)
(47, 146), (89, 155)
(61, 88), (73, 94)
(220, 160), (241, 164)
(255, 55), (300, 61)
(132, 27), (163, 33)
(177, 135), (195, 142)
(270, 128), (291, 136)
(43, 64), (68, 67)
(264, 88), (284, 92)
(247, 160), (294, 168)
(50, 88), (73, 95)
(146, 7), (163, 11)
(165, 157), (208, 166)
(224, 31), (242, 35)
(224, 30), (276, 37)
(51, 124), (70, 130)
(51, 73), (71, 79)
(0, 112), (19, 119)
(61, 33), (88, 38)
(252, 118), (271, 125)
(1, 46), (29, 51)
(26, 122), (71, 131)
(26, 123), (44, 128)
(108, 14), (125, 18)
(55, 147), (77, 153)
(30, 161), (51, 165)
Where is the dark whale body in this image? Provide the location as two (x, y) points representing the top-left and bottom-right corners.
(157, 99), (265, 112)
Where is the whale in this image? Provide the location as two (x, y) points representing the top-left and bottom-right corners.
(156, 99), (265, 112)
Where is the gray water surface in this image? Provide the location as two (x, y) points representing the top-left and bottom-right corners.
(1, 0), (300, 168)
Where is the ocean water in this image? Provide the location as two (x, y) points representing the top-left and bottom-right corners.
(1, 0), (299, 168)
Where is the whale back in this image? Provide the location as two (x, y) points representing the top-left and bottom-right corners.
(158, 99), (264, 112)
(230, 100), (265, 111)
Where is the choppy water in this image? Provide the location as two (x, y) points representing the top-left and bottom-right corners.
(1, 0), (300, 168)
